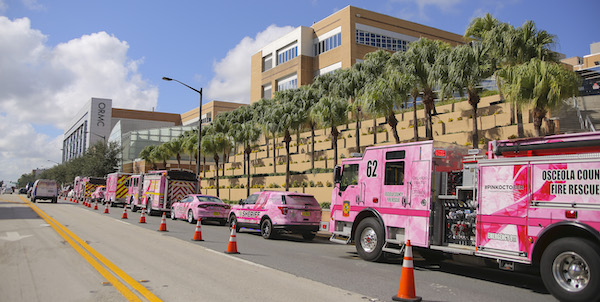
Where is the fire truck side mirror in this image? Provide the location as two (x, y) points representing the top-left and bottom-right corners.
(333, 166), (342, 184)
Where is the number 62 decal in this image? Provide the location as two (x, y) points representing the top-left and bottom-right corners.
(366, 160), (378, 178)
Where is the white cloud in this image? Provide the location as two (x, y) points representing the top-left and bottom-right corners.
(0, 16), (158, 182)
(205, 24), (294, 104)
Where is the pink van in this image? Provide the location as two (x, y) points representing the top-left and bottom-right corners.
(229, 191), (322, 240)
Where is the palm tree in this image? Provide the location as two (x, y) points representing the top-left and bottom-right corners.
(298, 85), (320, 170)
(164, 137), (184, 169)
(447, 41), (493, 148)
(182, 130), (198, 172)
(274, 89), (305, 191)
(201, 131), (228, 197)
(333, 68), (363, 151)
(139, 145), (157, 170)
(151, 143), (170, 170)
(362, 56), (412, 144)
(499, 58), (580, 137)
(231, 121), (261, 196)
(358, 50), (392, 144)
(310, 96), (349, 167)
(405, 38), (451, 140)
(251, 98), (275, 158)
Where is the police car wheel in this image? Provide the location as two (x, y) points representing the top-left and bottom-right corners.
(541, 237), (600, 302)
(170, 210), (176, 220)
(229, 215), (240, 232)
(355, 217), (385, 262)
(261, 218), (275, 239)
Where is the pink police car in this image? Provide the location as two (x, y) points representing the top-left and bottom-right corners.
(228, 191), (322, 240)
(170, 194), (230, 225)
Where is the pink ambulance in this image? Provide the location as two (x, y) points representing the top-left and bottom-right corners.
(329, 133), (600, 302)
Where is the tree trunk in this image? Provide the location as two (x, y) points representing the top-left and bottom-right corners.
(245, 146), (251, 197)
(310, 124), (315, 170)
(265, 135), (269, 158)
(177, 154), (181, 169)
(388, 114), (400, 143)
(296, 128), (300, 154)
(412, 96), (419, 141)
(372, 118), (377, 144)
(355, 108), (361, 153)
(214, 155), (220, 197)
(469, 91), (480, 149)
(272, 133), (276, 173)
(284, 130), (291, 192)
(517, 108), (524, 138)
(533, 107), (547, 137)
(203, 156), (206, 178)
(332, 126), (339, 167)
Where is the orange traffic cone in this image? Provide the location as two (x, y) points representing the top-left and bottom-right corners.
(121, 207), (128, 219)
(225, 223), (239, 254)
(93, 202), (98, 210)
(158, 212), (168, 231)
(392, 240), (421, 302)
(192, 220), (204, 241)
(139, 210), (146, 223)
(104, 203), (109, 214)
(75, 198), (79, 204)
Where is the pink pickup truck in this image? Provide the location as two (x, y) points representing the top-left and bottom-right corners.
(228, 191), (322, 240)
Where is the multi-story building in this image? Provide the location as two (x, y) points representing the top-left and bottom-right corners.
(250, 5), (464, 103)
(562, 42), (600, 96)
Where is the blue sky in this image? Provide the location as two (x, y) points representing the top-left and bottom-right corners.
(0, 0), (598, 184)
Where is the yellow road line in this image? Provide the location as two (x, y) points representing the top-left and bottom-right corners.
(20, 196), (162, 302)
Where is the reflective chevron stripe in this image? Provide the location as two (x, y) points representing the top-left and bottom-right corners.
(168, 181), (195, 202)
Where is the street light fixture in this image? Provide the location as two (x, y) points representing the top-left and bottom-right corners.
(162, 77), (203, 191)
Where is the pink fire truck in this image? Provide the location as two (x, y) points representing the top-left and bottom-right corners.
(329, 132), (600, 302)
(105, 172), (132, 207)
(73, 176), (106, 201)
(139, 170), (198, 216)
(127, 174), (144, 212)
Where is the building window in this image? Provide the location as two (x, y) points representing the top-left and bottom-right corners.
(314, 33), (342, 56)
(277, 74), (297, 92)
(263, 84), (272, 99)
(277, 45), (298, 65)
(263, 54), (272, 72)
(356, 29), (408, 52)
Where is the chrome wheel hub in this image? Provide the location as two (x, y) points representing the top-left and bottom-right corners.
(552, 251), (590, 292)
(360, 227), (377, 253)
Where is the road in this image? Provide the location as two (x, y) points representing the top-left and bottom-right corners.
(0, 193), (557, 302)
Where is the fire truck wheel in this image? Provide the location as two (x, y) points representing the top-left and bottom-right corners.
(355, 217), (385, 262)
(131, 204), (138, 212)
(261, 218), (276, 239)
(540, 237), (600, 302)
(187, 210), (196, 224)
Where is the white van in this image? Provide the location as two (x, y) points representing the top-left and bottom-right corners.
(31, 179), (58, 203)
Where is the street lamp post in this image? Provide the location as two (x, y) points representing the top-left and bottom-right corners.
(162, 77), (203, 192)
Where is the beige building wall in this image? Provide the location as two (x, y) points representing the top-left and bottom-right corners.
(250, 5), (464, 104)
(181, 100), (245, 125)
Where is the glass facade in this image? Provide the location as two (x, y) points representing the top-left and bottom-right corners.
(314, 33), (341, 56)
(121, 125), (195, 165)
(356, 29), (408, 52)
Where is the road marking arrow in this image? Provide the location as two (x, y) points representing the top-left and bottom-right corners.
(0, 232), (32, 242)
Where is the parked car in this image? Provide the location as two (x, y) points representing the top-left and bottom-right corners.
(19, 187), (27, 194)
(31, 179), (58, 203)
(229, 191), (322, 240)
(170, 194), (230, 225)
(91, 186), (106, 203)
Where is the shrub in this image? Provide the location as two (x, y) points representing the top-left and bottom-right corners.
(457, 117), (463, 121)
(316, 181), (324, 187)
(326, 181), (333, 187)
(448, 118), (454, 122)
(320, 202), (331, 209)
(268, 183), (280, 188)
(309, 180), (316, 187)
